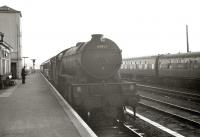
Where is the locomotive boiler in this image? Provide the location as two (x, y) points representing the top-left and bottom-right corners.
(60, 34), (122, 81)
(41, 34), (138, 121)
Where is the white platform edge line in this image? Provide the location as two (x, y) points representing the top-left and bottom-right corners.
(137, 113), (185, 137)
(41, 73), (97, 137)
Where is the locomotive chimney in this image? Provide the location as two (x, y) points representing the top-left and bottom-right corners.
(91, 34), (103, 41)
(0, 32), (4, 42)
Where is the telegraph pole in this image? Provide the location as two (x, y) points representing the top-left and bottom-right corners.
(186, 25), (189, 52)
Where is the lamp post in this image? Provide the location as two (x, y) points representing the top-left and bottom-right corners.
(22, 57), (29, 67)
(31, 59), (36, 73)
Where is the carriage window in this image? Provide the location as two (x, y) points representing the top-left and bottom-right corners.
(193, 64), (200, 69)
(160, 64), (168, 69)
(152, 64), (155, 69)
(196, 57), (200, 63)
(124, 64), (127, 69)
(135, 64), (138, 69)
(139, 64), (143, 69)
(144, 64), (148, 69)
(134, 64), (136, 69)
(141, 64), (144, 69)
(181, 58), (185, 63)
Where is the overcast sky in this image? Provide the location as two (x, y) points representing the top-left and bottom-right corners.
(1, 0), (200, 68)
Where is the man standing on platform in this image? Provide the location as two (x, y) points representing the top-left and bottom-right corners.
(21, 66), (26, 84)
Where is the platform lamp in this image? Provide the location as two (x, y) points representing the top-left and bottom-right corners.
(31, 59), (36, 73)
(22, 57), (29, 67)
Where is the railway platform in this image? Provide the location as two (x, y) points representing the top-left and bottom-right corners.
(0, 72), (96, 137)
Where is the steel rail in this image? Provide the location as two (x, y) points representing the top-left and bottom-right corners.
(138, 102), (200, 127)
(138, 84), (200, 102)
(140, 95), (200, 115)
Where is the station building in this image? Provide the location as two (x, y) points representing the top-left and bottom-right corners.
(0, 6), (22, 78)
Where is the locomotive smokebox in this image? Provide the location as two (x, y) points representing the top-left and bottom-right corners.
(91, 34), (103, 41)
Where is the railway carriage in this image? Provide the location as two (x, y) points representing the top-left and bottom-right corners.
(121, 56), (158, 81)
(121, 52), (200, 89)
(158, 52), (200, 79)
(158, 52), (200, 87)
(41, 34), (138, 121)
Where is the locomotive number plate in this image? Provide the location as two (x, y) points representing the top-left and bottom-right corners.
(97, 45), (108, 49)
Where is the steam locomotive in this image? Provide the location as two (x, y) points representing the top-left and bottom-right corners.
(41, 34), (138, 121)
(120, 52), (200, 89)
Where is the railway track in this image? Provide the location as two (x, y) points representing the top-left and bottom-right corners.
(123, 122), (145, 137)
(93, 106), (189, 137)
(90, 119), (145, 137)
(137, 84), (200, 103)
(134, 84), (200, 136)
(124, 107), (186, 137)
(137, 104), (200, 136)
(139, 96), (200, 127)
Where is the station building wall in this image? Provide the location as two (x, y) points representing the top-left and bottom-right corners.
(0, 6), (22, 78)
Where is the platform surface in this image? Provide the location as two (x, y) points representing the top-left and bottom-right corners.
(0, 73), (93, 137)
